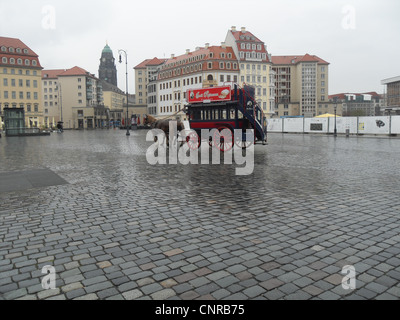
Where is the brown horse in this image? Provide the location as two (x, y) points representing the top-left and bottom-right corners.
(144, 115), (185, 146)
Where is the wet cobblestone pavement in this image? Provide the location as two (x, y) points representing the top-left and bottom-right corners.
(1, 130), (400, 300)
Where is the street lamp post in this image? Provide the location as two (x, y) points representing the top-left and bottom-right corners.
(334, 97), (338, 137)
(118, 49), (130, 136)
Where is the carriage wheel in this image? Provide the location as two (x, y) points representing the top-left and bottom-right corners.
(186, 131), (201, 150)
(214, 127), (233, 152)
(234, 134), (255, 149)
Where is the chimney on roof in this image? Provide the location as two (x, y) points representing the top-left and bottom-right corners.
(195, 47), (200, 51)
(241, 27), (246, 33)
(171, 54), (175, 59)
(221, 42), (226, 49)
(231, 26), (237, 32)
(205, 43), (209, 49)
(186, 49), (190, 54)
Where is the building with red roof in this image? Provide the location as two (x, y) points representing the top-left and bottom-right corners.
(0, 36), (44, 128)
(155, 44), (240, 117)
(225, 27), (275, 116)
(40, 66), (106, 129)
(329, 92), (383, 116)
(134, 57), (166, 114)
(272, 54), (330, 117)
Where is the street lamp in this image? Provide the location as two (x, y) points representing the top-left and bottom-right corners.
(334, 97), (338, 137)
(118, 49), (130, 136)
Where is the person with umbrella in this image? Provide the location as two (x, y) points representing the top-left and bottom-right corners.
(57, 122), (64, 133)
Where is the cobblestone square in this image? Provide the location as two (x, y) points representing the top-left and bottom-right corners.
(0, 130), (399, 300)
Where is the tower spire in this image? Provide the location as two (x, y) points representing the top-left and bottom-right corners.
(99, 43), (118, 87)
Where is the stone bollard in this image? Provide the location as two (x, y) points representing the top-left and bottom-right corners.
(346, 129), (350, 138)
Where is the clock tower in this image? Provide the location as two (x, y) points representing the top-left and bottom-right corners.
(99, 43), (118, 87)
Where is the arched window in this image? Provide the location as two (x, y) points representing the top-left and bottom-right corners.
(207, 75), (213, 81)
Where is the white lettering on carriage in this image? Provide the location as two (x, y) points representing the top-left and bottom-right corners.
(146, 122), (255, 175)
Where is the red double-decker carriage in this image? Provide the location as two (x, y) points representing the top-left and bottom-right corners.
(184, 84), (268, 151)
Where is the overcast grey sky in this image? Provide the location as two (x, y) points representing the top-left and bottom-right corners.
(1, 0), (399, 95)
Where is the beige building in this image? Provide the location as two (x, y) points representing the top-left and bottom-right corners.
(225, 26), (276, 117)
(42, 69), (66, 128)
(56, 66), (105, 129)
(134, 57), (165, 116)
(101, 81), (125, 124)
(0, 37), (43, 128)
(272, 54), (330, 118)
(381, 76), (400, 115)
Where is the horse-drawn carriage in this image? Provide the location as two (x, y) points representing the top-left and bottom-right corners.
(145, 84), (268, 152)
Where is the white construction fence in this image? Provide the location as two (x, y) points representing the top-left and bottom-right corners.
(267, 116), (400, 136)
